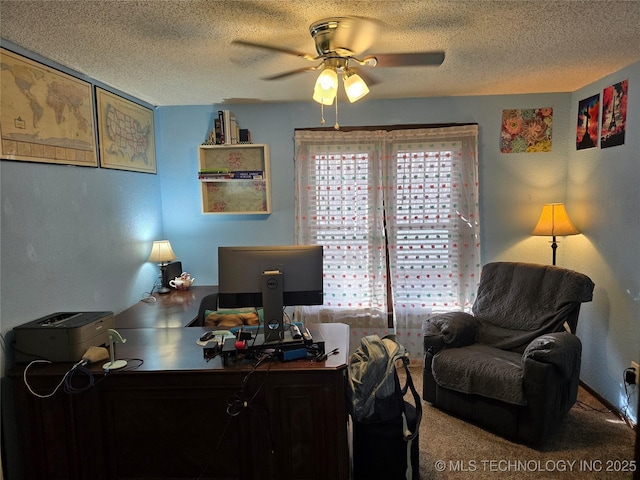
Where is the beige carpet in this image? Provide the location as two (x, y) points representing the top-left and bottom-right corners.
(403, 366), (636, 480)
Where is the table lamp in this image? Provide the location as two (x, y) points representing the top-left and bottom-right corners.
(148, 240), (177, 293)
(531, 203), (580, 265)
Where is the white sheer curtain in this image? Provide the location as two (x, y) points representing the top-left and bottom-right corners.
(294, 130), (390, 348)
(385, 126), (481, 359)
(294, 126), (480, 361)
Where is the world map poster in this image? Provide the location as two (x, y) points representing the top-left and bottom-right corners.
(0, 48), (98, 166)
(96, 87), (156, 174)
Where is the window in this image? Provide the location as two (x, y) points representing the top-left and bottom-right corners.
(392, 148), (453, 308)
(311, 149), (384, 310)
(295, 126), (480, 358)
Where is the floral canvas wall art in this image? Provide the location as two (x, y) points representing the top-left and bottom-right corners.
(600, 79), (628, 148)
(576, 94), (600, 150)
(500, 108), (553, 153)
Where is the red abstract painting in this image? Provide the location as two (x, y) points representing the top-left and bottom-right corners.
(600, 79), (628, 148)
(576, 94), (599, 150)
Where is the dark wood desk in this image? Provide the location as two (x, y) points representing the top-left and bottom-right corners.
(11, 288), (350, 480)
(115, 285), (217, 328)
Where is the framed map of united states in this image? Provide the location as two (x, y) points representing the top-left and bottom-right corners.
(0, 48), (98, 167)
(96, 87), (156, 174)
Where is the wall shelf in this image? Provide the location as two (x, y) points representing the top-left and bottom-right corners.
(197, 144), (271, 214)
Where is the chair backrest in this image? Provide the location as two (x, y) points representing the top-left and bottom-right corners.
(195, 293), (219, 326)
(472, 262), (594, 351)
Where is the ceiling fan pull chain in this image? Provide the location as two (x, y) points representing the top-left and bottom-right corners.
(334, 96), (340, 130)
(319, 103), (325, 125)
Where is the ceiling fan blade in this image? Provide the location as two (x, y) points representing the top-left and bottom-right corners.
(370, 51), (445, 68)
(232, 39), (317, 61)
(262, 65), (322, 81)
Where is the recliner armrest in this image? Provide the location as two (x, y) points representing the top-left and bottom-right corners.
(423, 311), (478, 348)
(522, 332), (581, 378)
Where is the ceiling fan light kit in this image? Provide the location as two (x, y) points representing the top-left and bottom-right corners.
(233, 16), (445, 124)
(313, 66), (339, 105)
(343, 70), (369, 103)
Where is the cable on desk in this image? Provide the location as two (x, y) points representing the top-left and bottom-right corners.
(119, 358), (145, 371)
(23, 356), (144, 398)
(23, 359), (88, 398)
(141, 279), (161, 303)
(226, 352), (273, 416)
(63, 363), (105, 394)
(141, 294), (157, 303)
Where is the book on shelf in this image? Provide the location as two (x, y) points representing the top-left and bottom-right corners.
(217, 109), (234, 145)
(211, 110), (250, 145)
(205, 111), (251, 145)
(198, 168), (232, 180)
(230, 114), (238, 144)
(239, 129), (251, 144)
(198, 171), (265, 181)
(230, 171), (264, 179)
(214, 118), (223, 144)
(199, 175), (233, 181)
(199, 176), (233, 181)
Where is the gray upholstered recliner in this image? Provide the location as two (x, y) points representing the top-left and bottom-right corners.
(422, 262), (594, 445)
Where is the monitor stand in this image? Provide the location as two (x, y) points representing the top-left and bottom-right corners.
(261, 271), (284, 342)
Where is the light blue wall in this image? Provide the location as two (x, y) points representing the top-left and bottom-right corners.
(567, 62), (640, 422)
(0, 42), (165, 364)
(157, 92), (572, 285)
(0, 42), (166, 479)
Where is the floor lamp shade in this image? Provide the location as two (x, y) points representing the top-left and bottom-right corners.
(531, 203), (580, 265)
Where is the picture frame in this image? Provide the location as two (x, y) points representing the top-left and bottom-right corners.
(500, 107), (553, 153)
(600, 79), (628, 149)
(576, 94), (599, 150)
(96, 87), (156, 173)
(0, 47), (98, 167)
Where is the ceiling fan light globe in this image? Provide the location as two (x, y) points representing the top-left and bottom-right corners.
(315, 68), (338, 91)
(343, 72), (369, 103)
(312, 88), (335, 105)
(313, 68), (338, 104)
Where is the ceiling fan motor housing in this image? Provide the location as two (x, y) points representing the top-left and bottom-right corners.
(232, 16), (444, 82)
(309, 17), (377, 58)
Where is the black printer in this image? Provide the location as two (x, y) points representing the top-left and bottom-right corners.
(13, 311), (114, 362)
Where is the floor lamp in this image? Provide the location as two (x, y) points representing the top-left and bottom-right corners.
(531, 203), (580, 265)
(148, 240), (177, 293)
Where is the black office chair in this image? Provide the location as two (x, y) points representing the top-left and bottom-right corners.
(195, 293), (219, 326)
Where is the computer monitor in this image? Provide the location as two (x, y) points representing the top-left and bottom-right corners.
(217, 245), (324, 341)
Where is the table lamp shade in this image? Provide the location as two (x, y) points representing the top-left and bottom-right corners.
(148, 240), (177, 264)
(531, 203), (580, 237)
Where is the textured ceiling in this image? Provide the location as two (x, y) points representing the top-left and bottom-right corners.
(1, 0), (640, 106)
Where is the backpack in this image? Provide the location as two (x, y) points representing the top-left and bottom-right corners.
(348, 334), (422, 480)
(347, 333), (422, 429)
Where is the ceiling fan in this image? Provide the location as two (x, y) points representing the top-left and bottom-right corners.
(232, 16), (445, 104)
